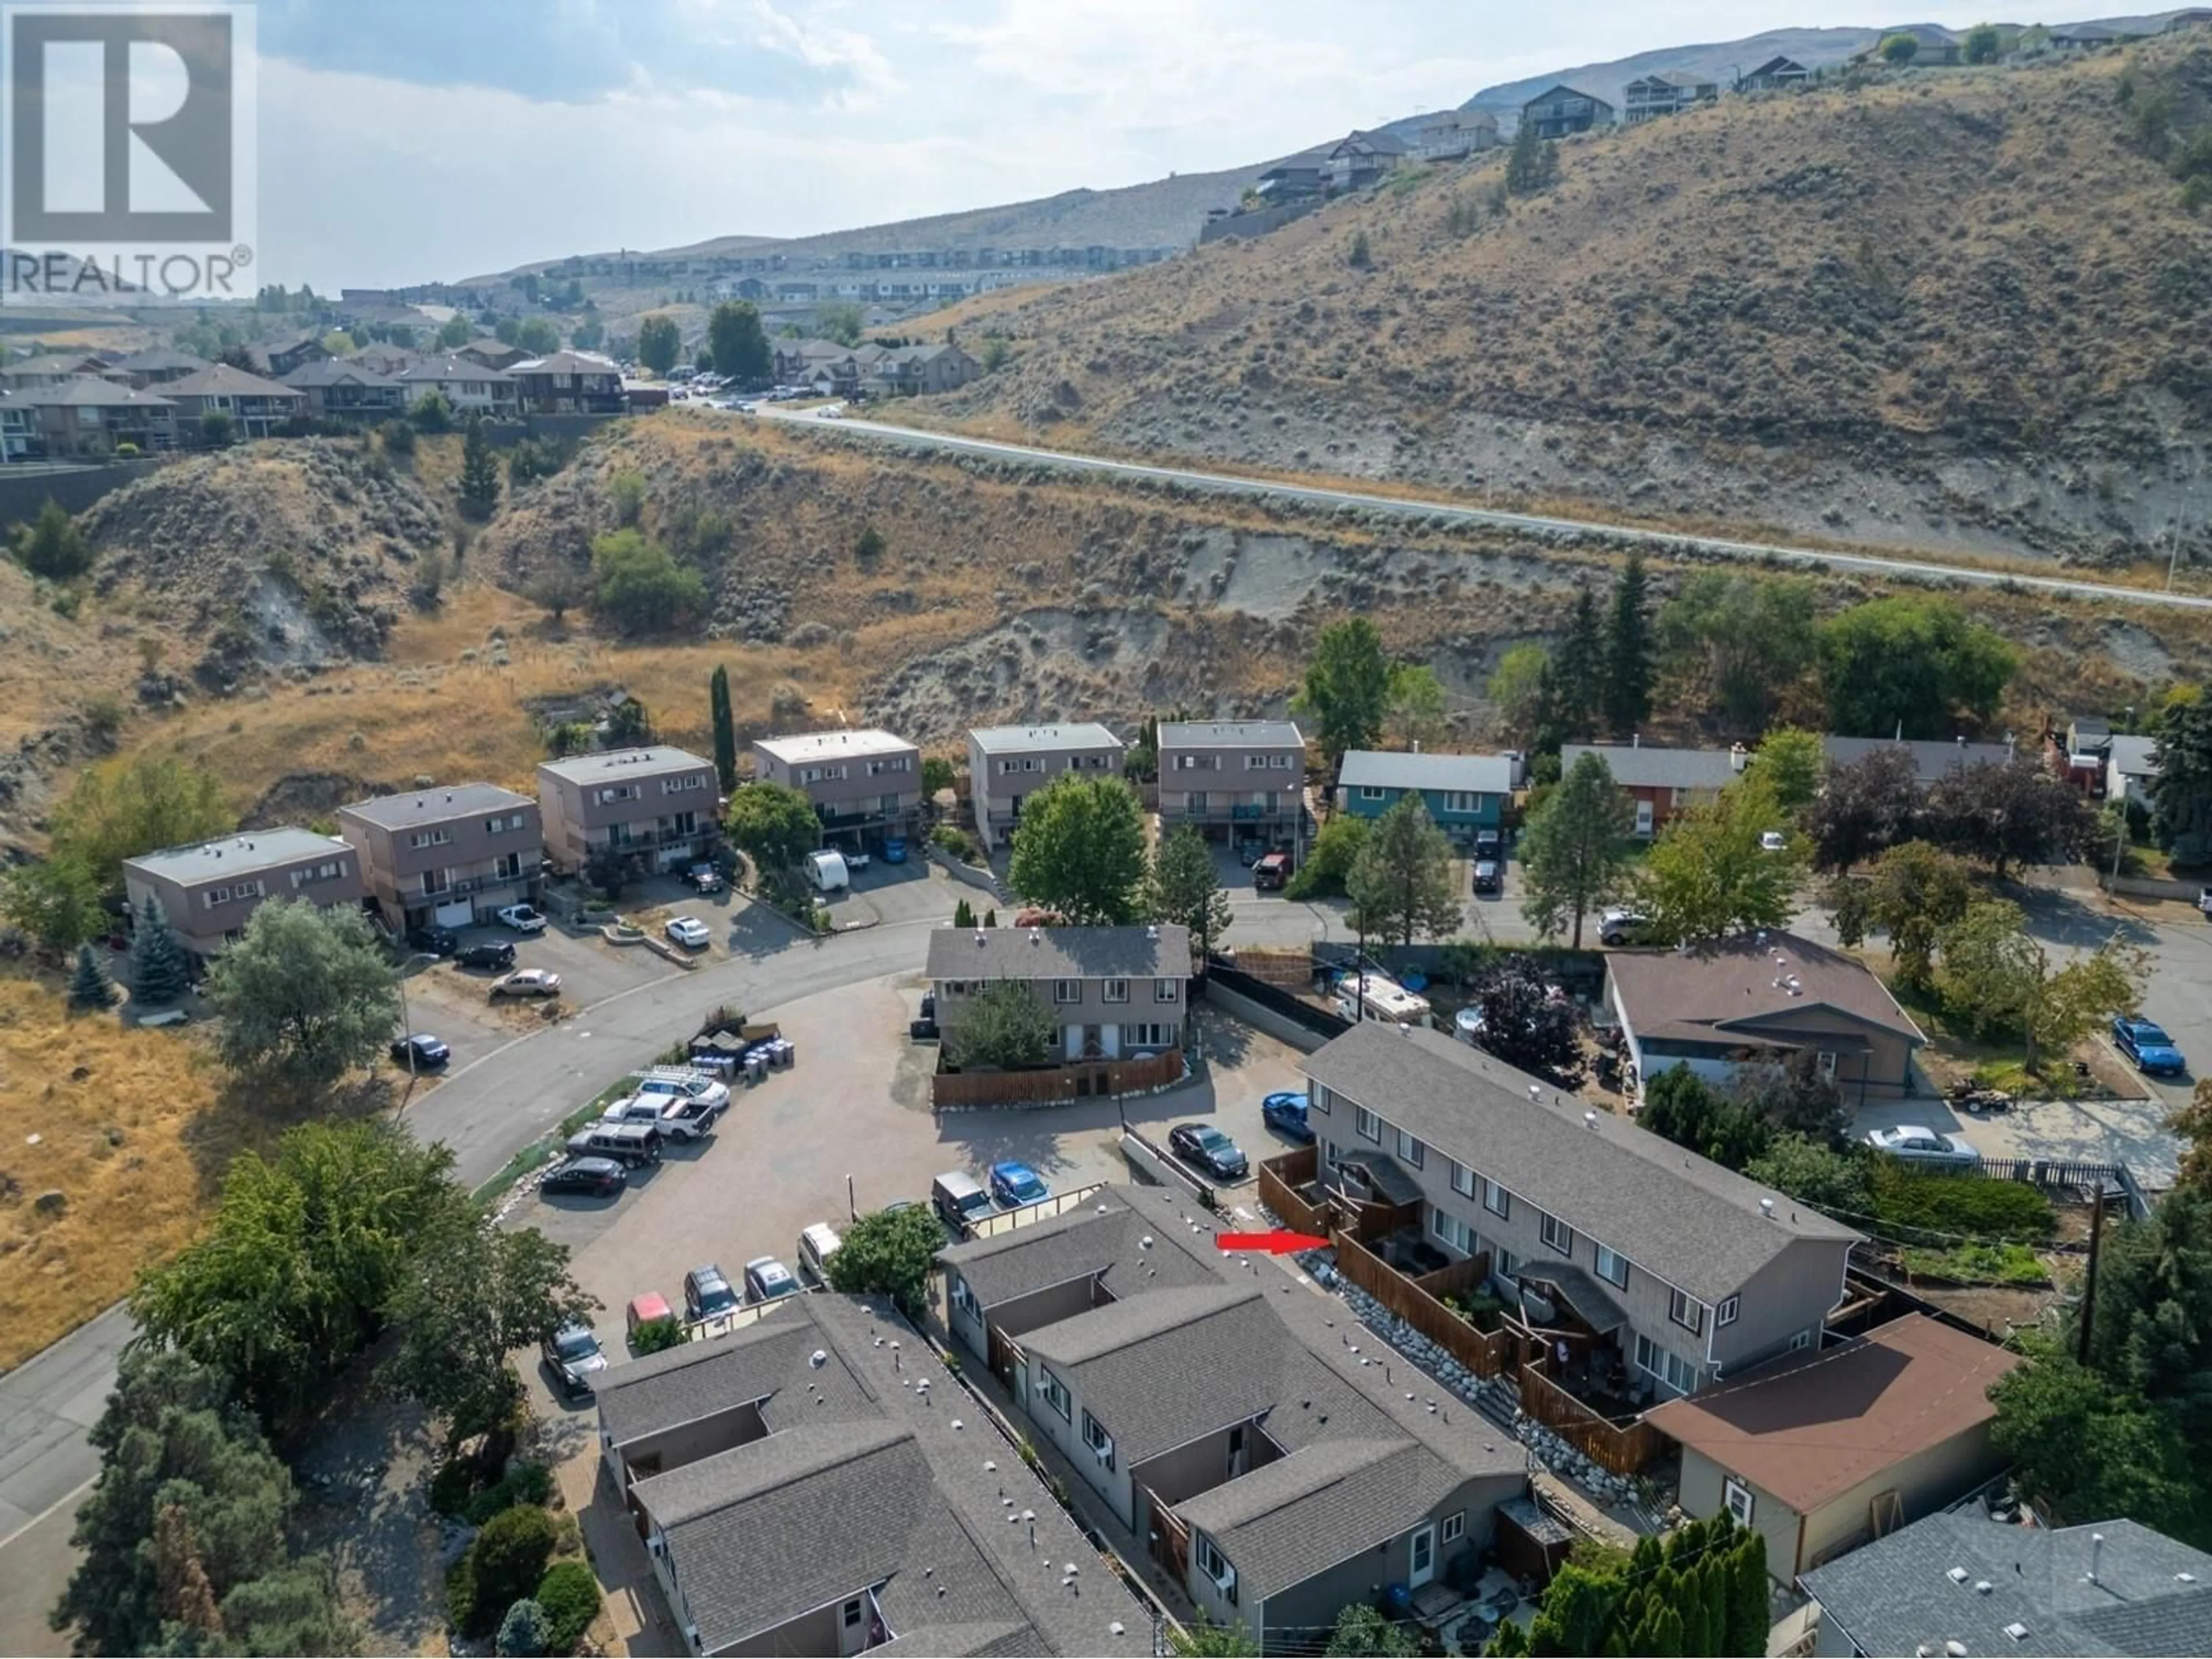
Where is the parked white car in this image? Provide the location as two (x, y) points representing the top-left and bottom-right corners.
(1866, 1126), (1980, 1166)
(665, 915), (711, 950)
(634, 1067), (731, 1113)
(497, 903), (548, 933)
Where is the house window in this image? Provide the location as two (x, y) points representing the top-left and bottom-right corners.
(1269, 755), (1292, 770)
(1036, 1369), (1071, 1421)
(408, 830), (453, 849)
(1310, 1084), (1332, 1115)
(1540, 1211), (1574, 1257)
(1444, 791), (1479, 813)
(1054, 980), (1081, 1004)
(1245, 755), (1265, 770)
(1494, 1248), (1518, 1279)
(1668, 1286), (1704, 1335)
(1430, 1209), (1472, 1253)
(493, 851), (523, 881)
(1595, 1246), (1628, 1289)
(1717, 1296), (1740, 1328)
(1788, 1330), (1813, 1353)
(486, 813), (525, 834)
(1360, 786), (1387, 801)
(1396, 1129), (1423, 1168)
(1816, 1051), (1839, 1081)
(950, 1276), (979, 1317)
(1082, 1411), (1116, 1471)
(1187, 791), (1208, 812)
(1635, 1334), (1699, 1395)
(1723, 1479), (1755, 1527)
(1122, 1022), (1176, 1049)
(1195, 1535), (1238, 1604)
(1450, 1160), (1476, 1198)
(1482, 1177), (1509, 1219)
(1441, 1511), (1466, 1545)
(842, 1598), (865, 1629)
(203, 887), (230, 907)
(1355, 1107), (1381, 1143)
(1175, 755), (1198, 771)
(1102, 979), (1130, 1003)
(1156, 979), (1179, 1002)
(999, 760), (1018, 775)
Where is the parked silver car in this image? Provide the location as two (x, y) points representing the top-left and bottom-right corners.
(1865, 1126), (1979, 1166)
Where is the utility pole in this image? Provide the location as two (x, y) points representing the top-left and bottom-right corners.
(2077, 1189), (2106, 1368)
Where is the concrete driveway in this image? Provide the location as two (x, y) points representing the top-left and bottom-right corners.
(1854, 1092), (2181, 1187)
(823, 857), (967, 929)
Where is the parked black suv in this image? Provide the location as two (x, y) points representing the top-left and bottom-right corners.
(455, 940), (516, 972)
(407, 925), (459, 956)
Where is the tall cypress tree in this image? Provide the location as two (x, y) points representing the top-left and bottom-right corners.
(130, 895), (190, 1004)
(1604, 553), (1653, 737)
(708, 665), (737, 793)
(458, 418), (500, 518)
(1557, 586), (1606, 740)
(69, 941), (117, 1010)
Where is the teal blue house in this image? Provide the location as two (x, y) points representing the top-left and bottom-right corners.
(1336, 750), (1516, 843)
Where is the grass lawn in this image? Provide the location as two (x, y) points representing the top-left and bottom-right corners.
(0, 971), (248, 1368)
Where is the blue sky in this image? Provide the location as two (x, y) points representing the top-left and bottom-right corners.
(253, 0), (2123, 289)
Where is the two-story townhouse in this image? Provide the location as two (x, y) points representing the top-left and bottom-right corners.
(1561, 741), (1745, 837)
(1336, 750), (1514, 846)
(751, 729), (923, 848)
(938, 1186), (1528, 1652)
(123, 828), (365, 964)
(1156, 720), (1305, 844)
(536, 747), (719, 875)
(281, 358), (407, 423)
(0, 352), (115, 388)
(965, 724), (1125, 852)
(107, 347), (218, 388)
(0, 388), (43, 459)
(1520, 84), (1618, 139)
(1739, 55), (1812, 90)
(595, 1291), (1145, 1658)
(161, 363), (305, 440)
(24, 377), (179, 454)
(392, 354), (520, 417)
(929, 925), (1190, 1062)
(508, 349), (626, 414)
(336, 784), (543, 934)
(1302, 1023), (1862, 1403)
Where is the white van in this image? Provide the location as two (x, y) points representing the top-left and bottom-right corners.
(797, 1221), (842, 1285)
(1334, 972), (1433, 1028)
(805, 849), (850, 892)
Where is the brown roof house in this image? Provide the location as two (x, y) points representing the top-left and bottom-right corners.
(1646, 1315), (2020, 1586)
(282, 358), (407, 423)
(509, 349), (624, 414)
(1606, 930), (1926, 1103)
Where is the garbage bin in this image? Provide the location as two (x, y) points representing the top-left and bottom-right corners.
(770, 1037), (794, 1069)
(743, 1052), (768, 1086)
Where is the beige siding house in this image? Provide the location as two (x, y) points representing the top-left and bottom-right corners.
(536, 747), (719, 874)
(1647, 1315), (2020, 1586)
(123, 828), (365, 963)
(965, 724), (1125, 852)
(751, 728), (922, 848)
(1302, 1023), (1863, 1402)
(927, 925), (1191, 1060)
(337, 783), (541, 933)
(1156, 720), (1304, 843)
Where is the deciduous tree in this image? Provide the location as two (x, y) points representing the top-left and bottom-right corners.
(1990, 1344), (2207, 1544)
(1744, 1134), (1873, 1213)
(1518, 749), (1634, 947)
(1823, 840), (1975, 991)
(707, 300), (771, 381)
(1460, 956), (1582, 1083)
(1294, 617), (1392, 767)
(1656, 573), (1817, 732)
(1384, 662), (1448, 749)
(590, 528), (707, 635)
(1283, 815), (1368, 900)
(1933, 899), (2146, 1070)
(1006, 775), (1147, 925)
(1488, 643), (1551, 748)
(635, 313), (680, 376)
(1639, 775), (1804, 944)
(1729, 1048), (1847, 1146)
(725, 781), (820, 877)
(0, 857), (105, 955)
(203, 900), (399, 1093)
(1926, 757), (2099, 879)
(1806, 745), (1922, 872)
(1325, 1604), (1418, 1657)
(1639, 1065), (1773, 1171)
(1755, 725), (1825, 813)
(14, 498), (92, 580)
(48, 753), (232, 899)
(824, 1205), (948, 1312)
(1817, 597), (2016, 740)
(943, 979), (1056, 1070)
(1346, 794), (1461, 947)
(1146, 825), (1233, 962)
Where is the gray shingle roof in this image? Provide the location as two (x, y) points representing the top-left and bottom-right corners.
(2109, 734), (2160, 779)
(1560, 742), (1743, 792)
(161, 362), (302, 400)
(282, 358), (401, 389)
(393, 353), (518, 384)
(926, 925), (1192, 986)
(604, 1294), (1147, 1658)
(22, 376), (175, 409)
(109, 347), (217, 375)
(336, 783), (533, 830)
(1801, 1514), (2212, 1657)
(1338, 750), (1516, 796)
(969, 724), (1123, 756)
(1820, 734), (2019, 785)
(1608, 930), (1925, 1051)
(1157, 720), (1305, 750)
(938, 1192), (1225, 1309)
(1302, 1024), (1859, 1301)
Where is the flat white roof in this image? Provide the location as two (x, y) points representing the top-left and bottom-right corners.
(127, 828), (351, 884)
(968, 723), (1122, 755)
(755, 729), (916, 763)
(537, 746), (714, 785)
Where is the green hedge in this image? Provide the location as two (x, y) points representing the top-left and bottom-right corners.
(1872, 1163), (2055, 1243)
(536, 1560), (603, 1655)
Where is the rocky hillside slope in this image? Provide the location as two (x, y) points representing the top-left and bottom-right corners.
(922, 37), (2212, 568)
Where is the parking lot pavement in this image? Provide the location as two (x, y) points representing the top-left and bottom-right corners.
(1854, 1093), (2181, 1186)
(821, 856), (968, 929)
(514, 991), (1310, 1422)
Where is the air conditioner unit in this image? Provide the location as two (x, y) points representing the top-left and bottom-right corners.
(1211, 1568), (1237, 1597)
(1092, 1439), (1114, 1467)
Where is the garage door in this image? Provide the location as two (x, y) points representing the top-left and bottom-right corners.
(434, 899), (475, 927)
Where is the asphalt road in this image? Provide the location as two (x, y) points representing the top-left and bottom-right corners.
(756, 406), (2212, 615)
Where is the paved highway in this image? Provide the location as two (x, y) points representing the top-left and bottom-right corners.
(759, 405), (2212, 615)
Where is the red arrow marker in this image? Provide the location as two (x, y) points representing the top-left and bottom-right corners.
(1216, 1230), (1330, 1255)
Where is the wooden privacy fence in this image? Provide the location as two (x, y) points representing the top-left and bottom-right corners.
(1259, 1147), (1331, 1237)
(933, 1048), (1183, 1109)
(1332, 1229), (1512, 1379)
(1517, 1358), (1665, 1476)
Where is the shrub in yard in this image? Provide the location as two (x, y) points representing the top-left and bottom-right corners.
(446, 1552), (479, 1636)
(429, 1456), (476, 1517)
(497, 1597), (551, 1657)
(631, 1315), (684, 1354)
(461, 1505), (558, 1637)
(1900, 1241), (2050, 1286)
(464, 1459), (554, 1525)
(536, 1560), (603, 1654)
(1872, 1162), (2055, 1243)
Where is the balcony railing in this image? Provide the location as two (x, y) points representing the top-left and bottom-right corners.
(416, 867), (531, 901)
(599, 825), (715, 852)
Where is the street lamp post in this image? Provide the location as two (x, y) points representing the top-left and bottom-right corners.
(395, 951), (442, 1105)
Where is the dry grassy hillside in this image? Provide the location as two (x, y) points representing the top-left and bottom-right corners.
(918, 38), (2212, 567)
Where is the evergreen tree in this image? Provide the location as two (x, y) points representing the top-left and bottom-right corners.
(1557, 586), (1606, 738)
(129, 895), (189, 1004)
(1604, 554), (1653, 736)
(1346, 794), (1463, 947)
(459, 418), (501, 518)
(708, 665), (737, 793)
(69, 940), (117, 1010)
(1725, 1531), (1770, 1657)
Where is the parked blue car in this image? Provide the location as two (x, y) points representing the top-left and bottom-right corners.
(988, 1160), (1050, 1209)
(1261, 1091), (1315, 1142)
(2112, 1016), (2186, 1076)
